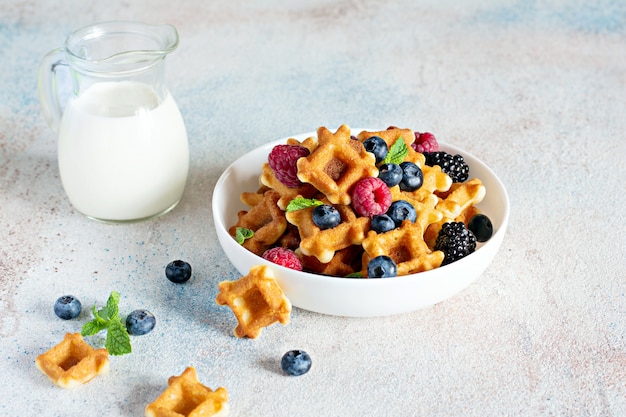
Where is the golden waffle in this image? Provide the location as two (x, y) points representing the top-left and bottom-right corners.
(296, 125), (378, 205)
(35, 333), (109, 389)
(388, 191), (443, 233)
(260, 162), (318, 210)
(286, 199), (370, 264)
(216, 265), (291, 339)
(228, 190), (287, 256)
(145, 367), (229, 417)
(301, 245), (364, 276)
(239, 187), (269, 208)
(357, 127), (425, 165)
(362, 220), (444, 275)
(424, 178), (486, 248)
(286, 135), (318, 153)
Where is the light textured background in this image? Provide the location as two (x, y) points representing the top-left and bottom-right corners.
(1, 1), (625, 416)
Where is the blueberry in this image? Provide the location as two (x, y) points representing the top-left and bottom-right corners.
(281, 350), (312, 376)
(386, 200), (417, 227)
(370, 214), (396, 234)
(398, 161), (424, 192)
(166, 260), (192, 283)
(468, 214), (493, 242)
(363, 136), (388, 164)
(367, 255), (397, 278)
(54, 295), (82, 320)
(378, 163), (403, 187)
(312, 204), (341, 230)
(125, 309), (156, 336)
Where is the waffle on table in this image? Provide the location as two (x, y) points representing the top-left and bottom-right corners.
(145, 367), (229, 417)
(35, 333), (109, 388)
(216, 265), (291, 339)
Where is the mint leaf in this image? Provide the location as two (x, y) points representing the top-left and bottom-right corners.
(382, 137), (409, 165)
(105, 319), (132, 356)
(81, 319), (107, 336)
(286, 197), (323, 212)
(105, 291), (120, 319)
(80, 290), (133, 356)
(345, 271), (364, 278)
(235, 227), (254, 245)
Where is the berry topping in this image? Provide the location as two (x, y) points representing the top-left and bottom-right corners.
(312, 204), (341, 229)
(262, 247), (303, 271)
(398, 161), (424, 192)
(362, 136), (388, 164)
(412, 132), (438, 153)
(281, 350), (312, 376)
(423, 151), (469, 183)
(54, 295), (82, 320)
(367, 255), (398, 278)
(125, 309), (156, 336)
(386, 200), (417, 227)
(351, 177), (392, 217)
(370, 214), (396, 234)
(377, 163), (403, 188)
(434, 221), (477, 265)
(268, 144), (310, 187)
(468, 214), (493, 242)
(165, 260), (192, 283)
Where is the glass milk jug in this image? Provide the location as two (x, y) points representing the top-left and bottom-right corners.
(38, 21), (189, 222)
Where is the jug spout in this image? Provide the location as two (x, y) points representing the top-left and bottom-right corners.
(65, 21), (179, 74)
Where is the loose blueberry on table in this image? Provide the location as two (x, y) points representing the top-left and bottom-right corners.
(281, 350), (312, 376)
(54, 295), (82, 320)
(165, 260), (192, 283)
(126, 309), (156, 336)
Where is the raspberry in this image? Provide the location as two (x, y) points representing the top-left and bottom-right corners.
(351, 177), (392, 217)
(412, 132), (438, 153)
(434, 222), (477, 265)
(268, 145), (310, 187)
(262, 247), (303, 271)
(423, 151), (469, 182)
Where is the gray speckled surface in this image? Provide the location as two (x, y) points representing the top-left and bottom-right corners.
(1, 1), (625, 416)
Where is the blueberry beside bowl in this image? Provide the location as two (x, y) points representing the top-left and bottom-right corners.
(212, 130), (509, 317)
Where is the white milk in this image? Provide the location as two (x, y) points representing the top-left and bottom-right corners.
(58, 81), (189, 221)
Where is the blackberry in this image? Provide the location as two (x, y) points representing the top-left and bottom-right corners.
(434, 222), (476, 265)
(423, 151), (469, 182)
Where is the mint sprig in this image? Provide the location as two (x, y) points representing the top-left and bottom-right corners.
(81, 291), (132, 356)
(286, 197), (324, 212)
(235, 227), (254, 244)
(382, 137), (409, 165)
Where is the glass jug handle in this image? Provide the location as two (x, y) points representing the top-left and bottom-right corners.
(37, 47), (67, 132)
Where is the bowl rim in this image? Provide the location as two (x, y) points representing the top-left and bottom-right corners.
(212, 129), (510, 286)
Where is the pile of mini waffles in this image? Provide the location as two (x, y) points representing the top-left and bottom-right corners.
(229, 124), (493, 279)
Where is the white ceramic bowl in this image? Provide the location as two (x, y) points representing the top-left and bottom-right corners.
(212, 130), (509, 317)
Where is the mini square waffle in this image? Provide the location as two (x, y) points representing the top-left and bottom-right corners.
(35, 333), (109, 389)
(296, 125), (378, 205)
(228, 189), (287, 256)
(286, 198), (370, 264)
(362, 220), (444, 275)
(216, 265), (291, 339)
(145, 367), (229, 417)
